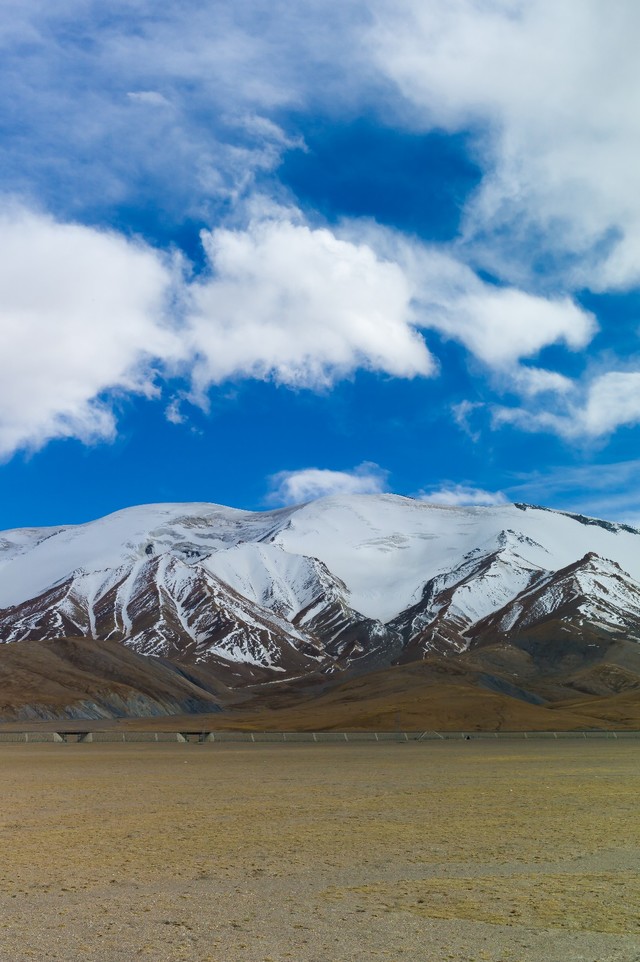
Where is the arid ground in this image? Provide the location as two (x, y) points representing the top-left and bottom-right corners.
(0, 741), (638, 962)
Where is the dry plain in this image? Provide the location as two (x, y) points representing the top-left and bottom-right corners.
(0, 741), (638, 962)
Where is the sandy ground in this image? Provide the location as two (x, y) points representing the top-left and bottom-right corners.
(0, 741), (638, 962)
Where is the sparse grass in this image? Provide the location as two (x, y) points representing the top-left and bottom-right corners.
(324, 872), (640, 934)
(0, 741), (638, 961)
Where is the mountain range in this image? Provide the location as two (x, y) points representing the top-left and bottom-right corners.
(1, 495), (640, 728)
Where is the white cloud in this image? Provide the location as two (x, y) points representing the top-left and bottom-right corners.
(268, 462), (389, 505)
(186, 209), (435, 393)
(126, 91), (172, 108)
(509, 367), (574, 398)
(2, 1), (635, 462)
(0, 203), (438, 458)
(347, 225), (597, 372)
(417, 483), (508, 507)
(6, 1), (640, 302)
(232, 113), (305, 150)
(0, 200), (606, 460)
(436, 289), (595, 369)
(539, 372), (640, 441)
(494, 371), (640, 439)
(452, 400), (483, 442)
(0, 207), (179, 456)
(165, 397), (187, 425)
(579, 372), (640, 436)
(0, 2), (364, 219)
(370, 0), (640, 291)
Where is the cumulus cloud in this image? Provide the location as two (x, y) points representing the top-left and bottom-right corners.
(268, 462), (389, 505)
(0, 197), (603, 458)
(186, 209), (435, 393)
(2, 0), (637, 469)
(370, 0), (640, 291)
(0, 203), (440, 457)
(0, 206), (179, 456)
(417, 483), (508, 507)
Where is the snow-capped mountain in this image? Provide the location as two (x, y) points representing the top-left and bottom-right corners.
(0, 495), (639, 684)
(471, 552), (640, 642)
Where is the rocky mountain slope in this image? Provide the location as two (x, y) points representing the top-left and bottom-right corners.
(0, 636), (232, 721)
(1, 495), (640, 720)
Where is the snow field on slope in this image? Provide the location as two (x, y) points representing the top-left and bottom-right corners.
(273, 497), (640, 622)
(202, 542), (337, 621)
(0, 502), (291, 609)
(491, 554), (640, 632)
(442, 553), (541, 626)
(0, 495), (639, 628)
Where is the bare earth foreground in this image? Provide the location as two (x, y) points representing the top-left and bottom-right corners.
(0, 742), (638, 962)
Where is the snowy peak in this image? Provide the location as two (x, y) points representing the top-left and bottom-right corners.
(472, 552), (640, 640)
(390, 529), (549, 656)
(1, 495), (640, 681)
(202, 542), (342, 623)
(0, 551), (330, 676)
(514, 502), (640, 536)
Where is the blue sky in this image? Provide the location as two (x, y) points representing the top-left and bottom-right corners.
(2, 0), (640, 529)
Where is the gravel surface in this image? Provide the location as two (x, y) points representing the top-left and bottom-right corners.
(0, 740), (638, 961)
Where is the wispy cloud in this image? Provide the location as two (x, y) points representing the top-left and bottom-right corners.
(0, 2), (365, 221)
(126, 91), (172, 108)
(494, 370), (640, 440)
(371, 0), (640, 292)
(417, 483), (508, 507)
(504, 460), (640, 525)
(164, 397), (187, 426)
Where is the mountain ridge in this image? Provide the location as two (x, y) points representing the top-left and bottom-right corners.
(1, 495), (640, 723)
